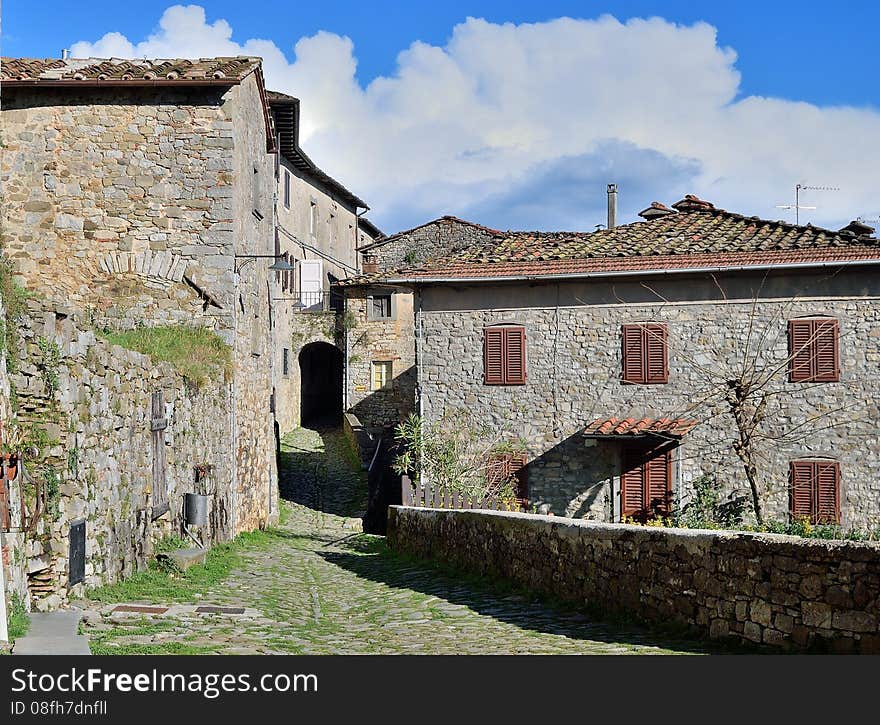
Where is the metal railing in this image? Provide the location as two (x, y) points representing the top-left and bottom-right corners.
(276, 291), (343, 313)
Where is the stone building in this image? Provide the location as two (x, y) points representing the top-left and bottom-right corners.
(0, 56), (281, 607)
(340, 216), (502, 429)
(349, 197), (880, 530)
(265, 91), (380, 433)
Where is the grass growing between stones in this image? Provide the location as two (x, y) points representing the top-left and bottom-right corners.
(85, 527), (285, 605)
(90, 641), (217, 655)
(96, 325), (232, 387)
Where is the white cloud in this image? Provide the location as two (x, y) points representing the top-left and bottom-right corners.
(69, 5), (880, 232)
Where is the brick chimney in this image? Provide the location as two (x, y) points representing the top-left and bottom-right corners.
(361, 253), (378, 274)
(638, 201), (676, 221)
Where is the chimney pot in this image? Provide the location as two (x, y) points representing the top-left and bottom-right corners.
(671, 194), (715, 212)
(839, 219), (875, 237)
(61, 49), (69, 60)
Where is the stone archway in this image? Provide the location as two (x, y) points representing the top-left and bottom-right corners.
(299, 342), (344, 428)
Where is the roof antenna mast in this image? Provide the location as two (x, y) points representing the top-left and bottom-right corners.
(776, 183), (839, 225)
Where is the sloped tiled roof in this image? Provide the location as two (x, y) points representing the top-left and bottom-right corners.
(339, 197), (880, 285)
(584, 417), (699, 438)
(357, 215), (503, 253)
(1, 57), (262, 84)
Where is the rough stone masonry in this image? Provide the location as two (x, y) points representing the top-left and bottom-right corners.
(388, 506), (880, 653)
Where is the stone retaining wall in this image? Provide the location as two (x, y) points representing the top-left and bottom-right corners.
(9, 300), (252, 609)
(387, 506), (880, 653)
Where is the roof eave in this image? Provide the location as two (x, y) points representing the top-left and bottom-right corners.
(380, 257), (880, 285)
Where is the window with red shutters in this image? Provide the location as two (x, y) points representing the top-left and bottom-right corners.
(789, 459), (840, 524)
(621, 324), (668, 384)
(486, 452), (529, 501)
(621, 447), (672, 521)
(788, 318), (839, 382)
(484, 326), (527, 385)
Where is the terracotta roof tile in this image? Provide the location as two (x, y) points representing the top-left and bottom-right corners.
(584, 417), (699, 438)
(1, 57), (262, 84)
(340, 201), (880, 284)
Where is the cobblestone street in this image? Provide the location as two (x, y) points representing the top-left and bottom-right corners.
(80, 427), (713, 654)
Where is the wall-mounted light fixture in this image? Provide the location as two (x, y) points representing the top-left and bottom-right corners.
(233, 254), (295, 274)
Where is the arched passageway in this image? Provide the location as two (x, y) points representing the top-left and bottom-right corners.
(299, 342), (343, 428)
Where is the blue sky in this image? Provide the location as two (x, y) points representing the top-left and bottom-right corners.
(6, 1), (879, 107)
(3, 2), (879, 232)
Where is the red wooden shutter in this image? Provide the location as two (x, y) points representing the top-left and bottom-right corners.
(815, 461), (840, 524)
(508, 453), (528, 500)
(644, 324), (669, 384)
(484, 327), (526, 385)
(486, 455), (506, 488)
(789, 460), (815, 520)
(788, 320), (814, 382)
(621, 448), (646, 518)
(813, 319), (839, 382)
(484, 328), (504, 384)
(646, 450), (672, 515)
(622, 325), (645, 383)
(504, 327), (527, 384)
(789, 318), (839, 382)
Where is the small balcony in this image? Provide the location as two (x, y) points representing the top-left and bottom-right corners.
(279, 290), (343, 313)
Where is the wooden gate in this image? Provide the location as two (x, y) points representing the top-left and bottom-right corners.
(151, 391), (169, 519)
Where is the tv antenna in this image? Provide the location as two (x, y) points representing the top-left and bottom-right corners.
(776, 183), (839, 225)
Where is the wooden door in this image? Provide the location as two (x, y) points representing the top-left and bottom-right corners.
(621, 446), (672, 521)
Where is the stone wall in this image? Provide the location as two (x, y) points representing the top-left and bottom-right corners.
(1, 84), (240, 329)
(345, 290), (416, 429)
(9, 300), (242, 609)
(0, 74), (278, 544)
(342, 217), (500, 430)
(0, 295), (29, 613)
(363, 216), (500, 270)
(228, 74), (278, 533)
(417, 270), (880, 529)
(388, 506), (880, 653)
(277, 313), (339, 432)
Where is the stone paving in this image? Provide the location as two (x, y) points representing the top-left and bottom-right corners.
(79, 427), (715, 655)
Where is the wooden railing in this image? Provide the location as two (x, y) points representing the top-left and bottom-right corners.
(401, 475), (528, 513)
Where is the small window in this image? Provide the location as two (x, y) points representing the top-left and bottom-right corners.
(790, 459), (840, 524)
(372, 361), (393, 390)
(309, 201), (317, 237)
(283, 170), (291, 209)
(622, 323), (668, 384)
(282, 348), (290, 377)
(484, 326), (526, 385)
(369, 294), (392, 320)
(788, 318), (839, 382)
(621, 447), (672, 522)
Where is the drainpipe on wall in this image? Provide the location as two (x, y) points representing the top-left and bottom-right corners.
(607, 183), (618, 229)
